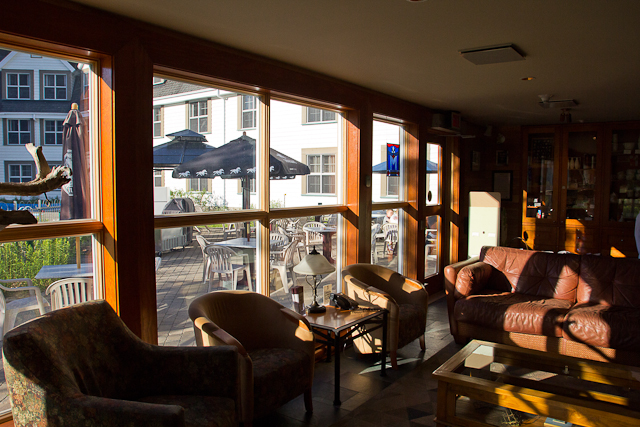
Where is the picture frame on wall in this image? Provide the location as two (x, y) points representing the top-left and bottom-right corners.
(493, 171), (512, 201)
(496, 150), (509, 166)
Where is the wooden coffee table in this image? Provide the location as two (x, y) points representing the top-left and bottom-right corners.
(432, 340), (640, 427)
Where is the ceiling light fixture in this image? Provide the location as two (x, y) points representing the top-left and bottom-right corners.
(538, 95), (578, 109)
(459, 44), (525, 65)
(522, 77), (535, 81)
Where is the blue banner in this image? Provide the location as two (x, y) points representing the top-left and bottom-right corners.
(386, 143), (399, 176)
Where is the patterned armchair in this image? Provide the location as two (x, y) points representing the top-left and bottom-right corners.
(3, 300), (241, 427)
(342, 263), (429, 369)
(189, 291), (314, 425)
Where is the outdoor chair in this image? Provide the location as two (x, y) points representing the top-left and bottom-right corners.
(196, 234), (214, 284)
(370, 223), (382, 264)
(4, 300), (241, 427)
(270, 237), (302, 294)
(204, 245), (253, 292)
(302, 221), (325, 254)
(46, 278), (94, 310)
(342, 263), (429, 370)
(381, 222), (398, 256)
(269, 232), (290, 258)
(0, 278), (49, 336)
(189, 291), (314, 425)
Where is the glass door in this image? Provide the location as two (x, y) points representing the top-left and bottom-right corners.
(525, 131), (557, 220)
(609, 127), (640, 223)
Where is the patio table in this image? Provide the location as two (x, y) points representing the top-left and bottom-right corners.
(35, 263), (93, 280)
(303, 225), (337, 263)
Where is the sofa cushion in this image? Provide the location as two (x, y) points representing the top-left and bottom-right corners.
(577, 255), (640, 307)
(563, 303), (640, 350)
(454, 292), (573, 337)
(480, 246), (580, 301)
(139, 395), (236, 427)
(249, 347), (311, 418)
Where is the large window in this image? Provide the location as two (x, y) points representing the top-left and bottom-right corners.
(6, 72), (30, 99)
(7, 119), (31, 145)
(43, 119), (63, 145)
(189, 100), (209, 133)
(43, 73), (67, 100)
(0, 47), (99, 419)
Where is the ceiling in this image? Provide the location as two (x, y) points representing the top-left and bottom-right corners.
(71, 0), (640, 126)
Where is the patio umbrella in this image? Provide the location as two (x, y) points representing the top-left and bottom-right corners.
(60, 103), (90, 269)
(172, 134), (310, 210)
(61, 103), (90, 220)
(372, 159), (438, 174)
(153, 129), (215, 169)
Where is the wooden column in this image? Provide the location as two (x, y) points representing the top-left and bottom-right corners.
(109, 39), (157, 343)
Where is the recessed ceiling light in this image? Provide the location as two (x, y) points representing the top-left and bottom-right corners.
(522, 77), (535, 81)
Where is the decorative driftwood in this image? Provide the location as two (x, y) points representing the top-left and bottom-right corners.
(0, 143), (71, 230)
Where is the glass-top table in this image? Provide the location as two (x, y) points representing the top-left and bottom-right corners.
(432, 340), (640, 427)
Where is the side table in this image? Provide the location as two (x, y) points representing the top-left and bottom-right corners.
(305, 305), (388, 406)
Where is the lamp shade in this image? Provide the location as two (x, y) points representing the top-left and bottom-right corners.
(293, 248), (335, 276)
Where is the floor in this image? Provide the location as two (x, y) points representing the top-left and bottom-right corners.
(252, 295), (461, 427)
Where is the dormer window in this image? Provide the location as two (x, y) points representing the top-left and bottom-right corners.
(6, 73), (30, 99)
(43, 74), (67, 100)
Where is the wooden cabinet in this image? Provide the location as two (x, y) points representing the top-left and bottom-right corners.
(522, 122), (638, 256)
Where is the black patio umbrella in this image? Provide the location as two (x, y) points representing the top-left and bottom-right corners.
(172, 134), (310, 208)
(153, 129), (215, 169)
(61, 103), (90, 220)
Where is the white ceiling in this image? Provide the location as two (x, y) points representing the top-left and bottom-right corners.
(72, 0), (640, 126)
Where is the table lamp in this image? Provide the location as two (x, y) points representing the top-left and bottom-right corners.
(293, 246), (335, 313)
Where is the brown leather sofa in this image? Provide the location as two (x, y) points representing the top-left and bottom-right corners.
(444, 246), (640, 366)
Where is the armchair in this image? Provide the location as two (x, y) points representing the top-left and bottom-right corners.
(189, 291), (314, 425)
(342, 264), (429, 369)
(3, 300), (241, 427)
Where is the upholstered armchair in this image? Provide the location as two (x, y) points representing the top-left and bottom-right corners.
(189, 291), (314, 425)
(342, 263), (429, 369)
(3, 300), (241, 427)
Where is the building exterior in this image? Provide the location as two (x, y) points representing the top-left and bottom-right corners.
(0, 50), (85, 201)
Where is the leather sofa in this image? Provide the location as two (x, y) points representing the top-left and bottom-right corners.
(444, 246), (640, 366)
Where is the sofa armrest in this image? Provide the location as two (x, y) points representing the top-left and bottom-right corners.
(454, 261), (494, 298)
(69, 395), (186, 427)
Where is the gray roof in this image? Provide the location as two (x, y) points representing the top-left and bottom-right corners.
(153, 79), (210, 98)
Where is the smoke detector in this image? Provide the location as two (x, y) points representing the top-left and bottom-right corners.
(538, 95), (578, 109)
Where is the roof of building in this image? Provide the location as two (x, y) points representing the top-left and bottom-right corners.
(153, 79), (210, 98)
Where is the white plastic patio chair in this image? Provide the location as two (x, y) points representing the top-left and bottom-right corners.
(204, 245), (253, 292)
(381, 222), (398, 255)
(270, 237), (301, 294)
(371, 223), (382, 263)
(303, 221), (325, 254)
(46, 278), (94, 310)
(196, 234), (214, 284)
(0, 278), (49, 336)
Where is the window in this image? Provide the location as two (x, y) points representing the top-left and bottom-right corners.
(189, 178), (208, 192)
(7, 119), (31, 145)
(307, 154), (335, 194)
(189, 100), (208, 133)
(386, 176), (399, 196)
(6, 73), (30, 99)
(43, 74), (67, 100)
(43, 120), (64, 145)
(7, 164), (33, 182)
(241, 95), (256, 129)
(153, 107), (162, 138)
(305, 107), (336, 124)
(82, 71), (89, 99)
(154, 170), (163, 187)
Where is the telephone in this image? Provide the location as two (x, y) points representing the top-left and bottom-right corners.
(330, 292), (359, 310)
